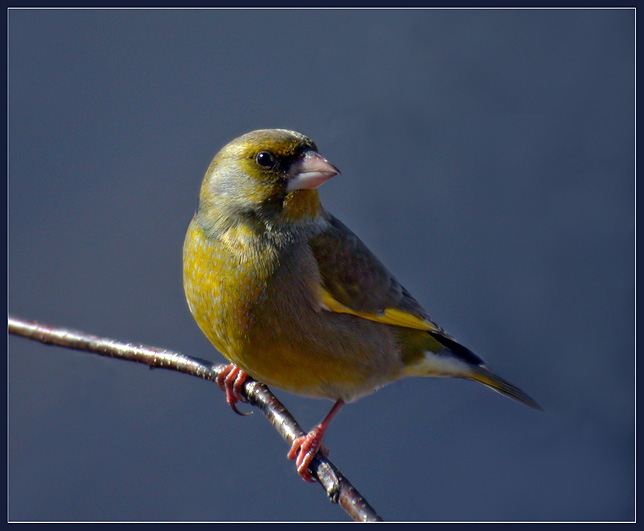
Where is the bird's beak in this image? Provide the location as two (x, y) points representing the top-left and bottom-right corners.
(286, 150), (340, 192)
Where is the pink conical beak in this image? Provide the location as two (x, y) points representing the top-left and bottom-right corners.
(286, 150), (340, 192)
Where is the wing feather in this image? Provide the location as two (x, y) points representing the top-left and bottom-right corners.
(310, 215), (443, 334)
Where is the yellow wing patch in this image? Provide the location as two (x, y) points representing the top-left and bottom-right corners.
(318, 286), (439, 333)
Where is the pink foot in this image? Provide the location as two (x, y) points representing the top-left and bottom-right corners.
(288, 427), (328, 482)
(287, 399), (344, 482)
(216, 364), (250, 416)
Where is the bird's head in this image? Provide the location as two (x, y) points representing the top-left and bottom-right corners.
(197, 129), (340, 232)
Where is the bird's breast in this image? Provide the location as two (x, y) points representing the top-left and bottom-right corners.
(183, 217), (282, 357)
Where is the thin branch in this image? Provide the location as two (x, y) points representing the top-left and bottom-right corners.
(8, 315), (383, 523)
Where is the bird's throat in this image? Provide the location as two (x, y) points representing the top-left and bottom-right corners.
(281, 189), (323, 224)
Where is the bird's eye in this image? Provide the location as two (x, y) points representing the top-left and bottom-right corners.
(255, 151), (275, 168)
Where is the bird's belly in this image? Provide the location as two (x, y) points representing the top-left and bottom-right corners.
(234, 315), (403, 402)
(235, 278), (405, 401)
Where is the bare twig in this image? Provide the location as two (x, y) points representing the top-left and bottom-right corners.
(8, 315), (383, 523)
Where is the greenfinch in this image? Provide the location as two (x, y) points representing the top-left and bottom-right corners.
(183, 129), (541, 482)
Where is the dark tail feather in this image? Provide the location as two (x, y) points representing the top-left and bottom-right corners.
(426, 331), (542, 410)
(428, 331), (486, 367)
(469, 367), (543, 411)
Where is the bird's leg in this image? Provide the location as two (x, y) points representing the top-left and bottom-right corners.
(216, 364), (251, 416)
(288, 399), (345, 482)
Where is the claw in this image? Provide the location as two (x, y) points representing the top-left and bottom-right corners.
(216, 364), (251, 416)
(288, 428), (325, 482)
(287, 399), (344, 482)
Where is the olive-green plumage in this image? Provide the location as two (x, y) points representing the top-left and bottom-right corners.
(183, 129), (541, 409)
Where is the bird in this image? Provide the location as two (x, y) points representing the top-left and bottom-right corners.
(182, 128), (541, 482)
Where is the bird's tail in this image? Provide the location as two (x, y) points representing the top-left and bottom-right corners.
(468, 367), (542, 411)
(407, 331), (542, 410)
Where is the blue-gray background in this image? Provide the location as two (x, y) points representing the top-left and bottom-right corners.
(8, 8), (634, 522)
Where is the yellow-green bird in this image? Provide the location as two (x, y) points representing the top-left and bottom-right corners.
(183, 129), (541, 482)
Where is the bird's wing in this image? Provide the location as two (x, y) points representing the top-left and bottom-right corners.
(309, 214), (445, 334)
